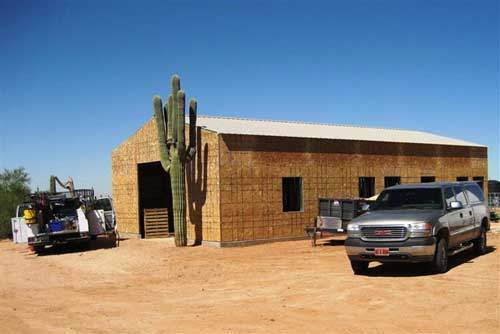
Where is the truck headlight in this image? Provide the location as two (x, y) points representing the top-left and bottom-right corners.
(347, 223), (361, 238)
(409, 222), (432, 238)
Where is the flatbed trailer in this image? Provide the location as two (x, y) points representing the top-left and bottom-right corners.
(304, 225), (345, 247)
(305, 198), (374, 246)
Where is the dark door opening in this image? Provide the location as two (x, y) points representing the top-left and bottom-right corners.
(138, 161), (174, 238)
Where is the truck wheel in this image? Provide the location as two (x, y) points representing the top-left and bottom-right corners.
(473, 227), (487, 255)
(431, 238), (448, 274)
(350, 260), (369, 275)
(31, 245), (44, 254)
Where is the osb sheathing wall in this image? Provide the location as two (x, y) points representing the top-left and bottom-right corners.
(218, 134), (488, 245)
(111, 118), (220, 241)
(113, 119), (488, 246)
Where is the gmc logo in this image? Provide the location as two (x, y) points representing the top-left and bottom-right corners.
(374, 229), (392, 236)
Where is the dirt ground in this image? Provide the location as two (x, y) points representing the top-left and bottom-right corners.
(0, 232), (499, 334)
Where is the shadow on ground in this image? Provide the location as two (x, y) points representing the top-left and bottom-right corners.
(312, 236), (496, 277)
(318, 238), (345, 247)
(33, 236), (123, 257)
(365, 246), (496, 277)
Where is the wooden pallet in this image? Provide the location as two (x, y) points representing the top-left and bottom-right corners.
(144, 208), (170, 239)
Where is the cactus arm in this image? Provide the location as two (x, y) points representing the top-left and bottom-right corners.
(162, 99), (169, 145)
(153, 95), (171, 172)
(177, 90), (186, 160)
(166, 95), (174, 144)
(171, 74), (180, 93)
(186, 98), (197, 161)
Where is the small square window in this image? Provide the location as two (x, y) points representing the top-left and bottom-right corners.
(421, 176), (435, 183)
(359, 177), (375, 198)
(456, 176), (468, 181)
(384, 176), (401, 188)
(282, 177), (302, 212)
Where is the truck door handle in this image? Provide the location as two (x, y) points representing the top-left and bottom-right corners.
(460, 213), (463, 218)
(469, 211), (472, 216)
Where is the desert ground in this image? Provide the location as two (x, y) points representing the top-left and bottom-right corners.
(1, 232), (499, 334)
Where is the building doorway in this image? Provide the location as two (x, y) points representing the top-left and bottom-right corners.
(138, 161), (174, 238)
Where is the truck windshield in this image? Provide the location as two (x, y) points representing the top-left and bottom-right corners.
(372, 188), (443, 210)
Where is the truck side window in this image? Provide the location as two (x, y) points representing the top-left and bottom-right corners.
(444, 187), (455, 208)
(464, 184), (484, 203)
(452, 185), (467, 206)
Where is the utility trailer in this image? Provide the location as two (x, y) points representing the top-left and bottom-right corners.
(11, 189), (118, 252)
(305, 198), (374, 246)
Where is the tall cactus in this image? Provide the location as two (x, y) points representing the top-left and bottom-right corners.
(153, 74), (197, 247)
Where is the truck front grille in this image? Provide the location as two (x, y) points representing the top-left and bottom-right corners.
(361, 226), (408, 241)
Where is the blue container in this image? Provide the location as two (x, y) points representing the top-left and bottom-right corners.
(48, 220), (65, 232)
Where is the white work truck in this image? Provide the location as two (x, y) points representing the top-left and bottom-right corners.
(11, 190), (117, 252)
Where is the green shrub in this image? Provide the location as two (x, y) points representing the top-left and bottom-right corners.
(0, 167), (30, 238)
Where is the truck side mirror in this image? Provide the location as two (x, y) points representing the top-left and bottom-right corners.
(449, 201), (463, 210)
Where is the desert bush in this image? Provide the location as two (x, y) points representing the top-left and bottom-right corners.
(0, 167), (30, 238)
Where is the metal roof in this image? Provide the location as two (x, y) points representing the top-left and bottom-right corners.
(189, 115), (484, 147)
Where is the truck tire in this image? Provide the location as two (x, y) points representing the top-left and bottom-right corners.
(350, 260), (369, 275)
(32, 245), (44, 254)
(431, 238), (448, 274)
(473, 226), (487, 255)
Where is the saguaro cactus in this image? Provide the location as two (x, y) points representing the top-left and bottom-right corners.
(153, 74), (197, 247)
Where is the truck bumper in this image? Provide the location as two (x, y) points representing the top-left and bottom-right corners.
(345, 237), (436, 263)
(28, 232), (90, 246)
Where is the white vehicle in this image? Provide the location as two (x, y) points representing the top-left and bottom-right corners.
(11, 204), (35, 243)
(12, 189), (118, 252)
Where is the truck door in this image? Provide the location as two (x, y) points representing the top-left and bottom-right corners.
(443, 186), (463, 247)
(11, 218), (20, 243)
(464, 184), (487, 240)
(451, 185), (470, 245)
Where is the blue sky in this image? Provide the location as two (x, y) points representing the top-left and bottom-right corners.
(1, 0), (498, 195)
